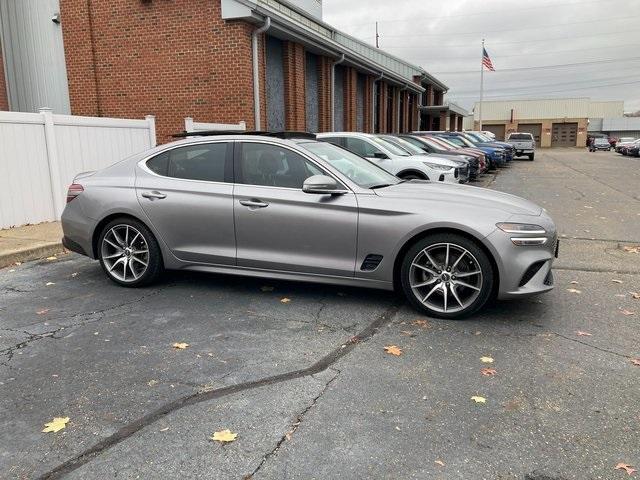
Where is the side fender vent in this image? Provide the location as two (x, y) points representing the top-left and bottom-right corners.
(361, 254), (383, 271)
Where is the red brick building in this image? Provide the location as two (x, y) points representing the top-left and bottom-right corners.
(1, 0), (452, 143)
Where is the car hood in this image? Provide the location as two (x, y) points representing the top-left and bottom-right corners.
(375, 181), (543, 216)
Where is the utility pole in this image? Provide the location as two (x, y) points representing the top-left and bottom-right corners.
(375, 21), (379, 48)
(478, 38), (484, 131)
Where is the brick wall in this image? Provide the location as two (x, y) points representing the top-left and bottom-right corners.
(363, 76), (373, 133)
(343, 67), (357, 131)
(60, 0), (261, 143)
(282, 41), (306, 130)
(390, 86), (398, 133)
(317, 56), (332, 132)
(0, 39), (9, 111)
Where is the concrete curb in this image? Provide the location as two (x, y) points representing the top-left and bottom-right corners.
(0, 242), (65, 269)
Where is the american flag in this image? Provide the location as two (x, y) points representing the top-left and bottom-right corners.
(482, 47), (495, 71)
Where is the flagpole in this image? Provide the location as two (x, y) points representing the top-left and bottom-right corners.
(479, 38), (484, 131)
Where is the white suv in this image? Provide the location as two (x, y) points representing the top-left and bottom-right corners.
(317, 132), (461, 183)
(506, 132), (536, 161)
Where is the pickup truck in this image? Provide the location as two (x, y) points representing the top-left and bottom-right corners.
(506, 132), (535, 161)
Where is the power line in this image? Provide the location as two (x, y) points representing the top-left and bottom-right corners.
(402, 43), (639, 62)
(432, 56), (640, 75)
(448, 80), (640, 99)
(335, 0), (626, 27)
(377, 15), (640, 38)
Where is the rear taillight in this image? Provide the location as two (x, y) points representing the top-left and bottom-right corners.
(66, 184), (84, 203)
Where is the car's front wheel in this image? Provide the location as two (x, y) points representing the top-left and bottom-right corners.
(400, 233), (494, 319)
(98, 217), (163, 287)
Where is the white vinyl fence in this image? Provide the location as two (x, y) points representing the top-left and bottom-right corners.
(184, 117), (246, 133)
(0, 108), (156, 229)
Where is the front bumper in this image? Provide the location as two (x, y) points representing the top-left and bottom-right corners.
(485, 217), (557, 299)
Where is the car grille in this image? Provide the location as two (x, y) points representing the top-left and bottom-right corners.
(361, 254), (383, 271)
(519, 261), (545, 287)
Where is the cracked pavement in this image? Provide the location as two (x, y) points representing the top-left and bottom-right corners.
(1, 149), (639, 479)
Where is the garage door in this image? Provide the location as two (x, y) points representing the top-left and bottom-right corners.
(551, 123), (578, 147)
(518, 123), (542, 147)
(483, 124), (505, 141)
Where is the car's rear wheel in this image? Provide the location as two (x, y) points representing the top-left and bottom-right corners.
(400, 233), (494, 319)
(528, 153), (535, 161)
(98, 217), (163, 287)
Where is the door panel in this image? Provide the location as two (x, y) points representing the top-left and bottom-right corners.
(135, 143), (235, 265)
(234, 141), (358, 277)
(551, 123), (577, 147)
(234, 185), (358, 276)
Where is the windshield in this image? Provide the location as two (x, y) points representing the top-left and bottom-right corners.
(418, 137), (448, 152)
(445, 136), (476, 148)
(383, 136), (425, 155)
(299, 141), (400, 189)
(371, 137), (411, 156)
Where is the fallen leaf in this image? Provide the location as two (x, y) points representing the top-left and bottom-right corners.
(471, 396), (486, 404)
(622, 245), (640, 254)
(569, 280), (579, 285)
(280, 297), (291, 304)
(621, 309), (635, 316)
(260, 286), (274, 292)
(566, 288), (582, 294)
(615, 294), (626, 298)
(46, 256), (57, 261)
(434, 460), (445, 467)
(15, 261), (22, 265)
(8, 269), (15, 273)
(630, 358), (640, 366)
(399, 330), (415, 336)
(576, 331), (592, 337)
(210, 429), (237, 443)
(412, 319), (429, 328)
(612, 279), (623, 284)
(172, 342), (189, 349)
(42, 417), (69, 433)
(480, 356), (494, 363)
(46, 282), (55, 286)
(160, 427), (169, 432)
(615, 463), (637, 476)
(480, 368), (497, 376)
(148, 379), (158, 386)
(36, 309), (49, 315)
(384, 345), (403, 356)
(630, 292), (640, 299)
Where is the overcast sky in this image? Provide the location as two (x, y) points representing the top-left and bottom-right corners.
(323, 0), (640, 113)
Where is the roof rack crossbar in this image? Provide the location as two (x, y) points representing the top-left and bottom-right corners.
(172, 130), (317, 139)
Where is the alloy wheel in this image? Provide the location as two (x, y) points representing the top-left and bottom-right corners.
(100, 224), (150, 282)
(409, 242), (483, 314)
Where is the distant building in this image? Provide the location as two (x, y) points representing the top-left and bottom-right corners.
(463, 98), (624, 147)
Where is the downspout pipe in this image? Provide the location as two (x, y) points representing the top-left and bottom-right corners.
(331, 53), (345, 131)
(371, 72), (383, 133)
(252, 17), (271, 131)
(397, 84), (407, 133)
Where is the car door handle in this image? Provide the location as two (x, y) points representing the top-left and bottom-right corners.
(239, 199), (269, 208)
(141, 191), (166, 200)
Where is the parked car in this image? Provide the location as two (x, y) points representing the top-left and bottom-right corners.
(481, 131), (496, 140)
(615, 137), (637, 153)
(398, 134), (486, 178)
(422, 135), (491, 173)
(628, 142), (640, 157)
(61, 131), (558, 319)
(506, 132), (536, 160)
(589, 137), (612, 152)
(377, 134), (471, 183)
(317, 132), (461, 183)
(417, 131), (507, 168)
(464, 132), (516, 162)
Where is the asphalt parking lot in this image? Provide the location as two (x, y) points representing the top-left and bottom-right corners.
(2, 148), (640, 480)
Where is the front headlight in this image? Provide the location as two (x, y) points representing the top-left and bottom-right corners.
(423, 162), (453, 171)
(497, 223), (546, 234)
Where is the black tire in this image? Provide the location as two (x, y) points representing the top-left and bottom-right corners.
(400, 233), (494, 319)
(529, 153), (535, 161)
(98, 217), (163, 287)
(399, 172), (428, 181)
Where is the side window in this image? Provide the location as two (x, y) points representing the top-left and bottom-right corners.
(345, 137), (380, 158)
(146, 143), (228, 182)
(320, 137), (344, 148)
(167, 143), (228, 182)
(239, 143), (325, 189)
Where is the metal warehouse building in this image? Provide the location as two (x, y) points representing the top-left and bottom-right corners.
(465, 98), (624, 148)
(0, 0), (452, 143)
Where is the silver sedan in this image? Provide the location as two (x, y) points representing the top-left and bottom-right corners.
(61, 133), (557, 319)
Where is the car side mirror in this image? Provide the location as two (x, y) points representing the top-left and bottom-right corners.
(373, 152), (389, 159)
(302, 175), (348, 195)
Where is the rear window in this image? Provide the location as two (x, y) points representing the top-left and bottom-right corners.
(508, 133), (533, 140)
